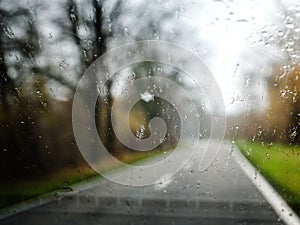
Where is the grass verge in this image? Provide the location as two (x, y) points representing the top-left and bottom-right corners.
(0, 165), (97, 209)
(0, 147), (174, 210)
(237, 140), (300, 213)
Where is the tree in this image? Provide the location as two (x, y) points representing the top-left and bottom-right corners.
(54, 0), (187, 154)
(0, 6), (40, 110)
(262, 2), (300, 144)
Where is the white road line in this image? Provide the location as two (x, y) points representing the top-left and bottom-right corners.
(231, 143), (300, 225)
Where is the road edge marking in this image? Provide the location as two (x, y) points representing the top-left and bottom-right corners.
(231, 142), (300, 225)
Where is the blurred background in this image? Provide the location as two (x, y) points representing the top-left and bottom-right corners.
(0, 0), (300, 214)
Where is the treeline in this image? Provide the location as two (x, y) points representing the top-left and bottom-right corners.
(0, 78), (82, 180)
(228, 65), (300, 144)
(0, 0), (193, 181)
(0, 79), (179, 180)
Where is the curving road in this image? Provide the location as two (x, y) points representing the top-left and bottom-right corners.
(1, 140), (299, 225)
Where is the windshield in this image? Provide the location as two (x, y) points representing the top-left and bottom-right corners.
(0, 0), (300, 225)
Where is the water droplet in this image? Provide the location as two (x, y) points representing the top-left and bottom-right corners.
(140, 91), (154, 102)
(61, 186), (73, 192)
(123, 27), (129, 36)
(289, 130), (298, 140)
(136, 125), (145, 139)
(70, 13), (76, 22)
(286, 23), (294, 29)
(261, 31), (268, 37)
(3, 26), (14, 39)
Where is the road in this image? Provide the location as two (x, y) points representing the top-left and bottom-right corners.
(1, 140), (299, 225)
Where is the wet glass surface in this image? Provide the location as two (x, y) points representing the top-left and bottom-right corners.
(1, 0), (300, 224)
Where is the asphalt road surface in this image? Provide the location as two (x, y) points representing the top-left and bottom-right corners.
(1, 140), (299, 225)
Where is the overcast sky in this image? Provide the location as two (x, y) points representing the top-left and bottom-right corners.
(21, 0), (295, 114)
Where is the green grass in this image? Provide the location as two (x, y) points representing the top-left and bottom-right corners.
(0, 166), (98, 209)
(0, 146), (175, 210)
(237, 140), (300, 204)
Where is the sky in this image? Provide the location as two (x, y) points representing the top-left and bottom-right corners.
(28, 0), (294, 114)
(108, 0), (287, 115)
(176, 0), (282, 114)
